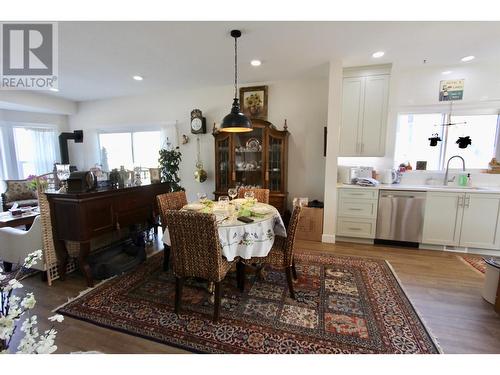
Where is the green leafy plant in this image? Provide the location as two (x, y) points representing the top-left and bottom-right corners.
(159, 147), (184, 192)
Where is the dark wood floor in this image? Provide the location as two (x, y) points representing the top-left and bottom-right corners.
(16, 239), (500, 354)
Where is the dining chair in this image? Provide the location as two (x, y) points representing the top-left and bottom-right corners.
(164, 210), (236, 323)
(156, 191), (188, 270)
(237, 188), (270, 204)
(241, 206), (302, 299)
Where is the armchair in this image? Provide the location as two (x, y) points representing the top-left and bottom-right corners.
(0, 215), (45, 271)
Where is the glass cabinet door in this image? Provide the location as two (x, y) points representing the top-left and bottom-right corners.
(216, 135), (231, 192)
(267, 133), (284, 192)
(233, 126), (264, 190)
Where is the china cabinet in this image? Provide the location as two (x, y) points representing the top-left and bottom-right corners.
(213, 119), (289, 213)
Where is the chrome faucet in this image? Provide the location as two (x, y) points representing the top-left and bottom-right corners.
(443, 155), (465, 186)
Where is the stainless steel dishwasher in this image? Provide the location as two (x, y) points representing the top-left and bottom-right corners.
(376, 190), (426, 244)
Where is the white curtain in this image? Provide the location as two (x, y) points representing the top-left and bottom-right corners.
(31, 128), (59, 175)
(14, 127), (59, 177)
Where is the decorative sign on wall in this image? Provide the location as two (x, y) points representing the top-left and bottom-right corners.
(439, 79), (465, 101)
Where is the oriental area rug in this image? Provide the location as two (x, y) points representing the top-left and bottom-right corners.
(57, 252), (440, 354)
(458, 255), (486, 274)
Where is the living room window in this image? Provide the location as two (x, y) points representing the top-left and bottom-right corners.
(394, 113), (500, 170)
(12, 126), (59, 179)
(98, 130), (162, 170)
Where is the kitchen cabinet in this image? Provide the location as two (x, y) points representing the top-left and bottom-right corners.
(339, 74), (389, 157)
(337, 187), (378, 239)
(422, 192), (500, 250)
(422, 192), (463, 246)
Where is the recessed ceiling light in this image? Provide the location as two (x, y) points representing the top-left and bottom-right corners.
(133, 75), (144, 81)
(250, 60), (262, 67)
(461, 55), (475, 62)
(372, 51), (385, 58)
(49, 88), (59, 92)
(442, 71), (452, 75)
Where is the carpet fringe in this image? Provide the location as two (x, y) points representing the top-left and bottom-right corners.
(51, 276), (116, 313)
(384, 260), (444, 354)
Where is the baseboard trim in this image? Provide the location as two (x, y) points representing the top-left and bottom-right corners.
(419, 243), (500, 256)
(321, 234), (336, 244)
(336, 236), (374, 245)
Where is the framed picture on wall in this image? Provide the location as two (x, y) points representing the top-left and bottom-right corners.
(239, 85), (268, 120)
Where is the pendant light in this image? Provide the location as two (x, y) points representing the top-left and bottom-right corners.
(220, 30), (253, 133)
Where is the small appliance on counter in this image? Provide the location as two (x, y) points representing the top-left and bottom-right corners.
(379, 169), (401, 184)
(338, 166), (374, 184)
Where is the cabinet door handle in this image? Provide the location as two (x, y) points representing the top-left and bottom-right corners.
(360, 143), (364, 153)
(348, 208), (363, 211)
(457, 196), (464, 207)
(464, 196), (471, 208)
(348, 227), (362, 231)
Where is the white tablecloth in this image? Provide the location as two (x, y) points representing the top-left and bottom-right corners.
(162, 204), (287, 262)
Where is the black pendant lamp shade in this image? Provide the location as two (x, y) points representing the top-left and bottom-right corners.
(220, 30), (252, 133)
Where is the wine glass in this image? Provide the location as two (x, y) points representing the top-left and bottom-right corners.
(197, 192), (207, 203)
(244, 191), (255, 202)
(218, 196), (230, 207)
(228, 188), (237, 200)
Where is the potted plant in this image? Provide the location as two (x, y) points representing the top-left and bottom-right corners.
(158, 147), (184, 192)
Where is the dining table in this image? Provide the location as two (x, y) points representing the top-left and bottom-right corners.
(162, 198), (287, 261)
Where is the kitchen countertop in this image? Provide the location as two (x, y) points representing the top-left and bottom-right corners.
(337, 183), (500, 194)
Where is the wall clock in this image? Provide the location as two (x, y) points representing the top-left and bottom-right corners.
(191, 109), (206, 134)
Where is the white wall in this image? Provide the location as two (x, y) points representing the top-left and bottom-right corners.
(338, 62), (500, 171)
(68, 77), (328, 205)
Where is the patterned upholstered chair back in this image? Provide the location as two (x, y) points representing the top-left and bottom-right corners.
(237, 188), (270, 204)
(156, 191), (188, 230)
(283, 206), (302, 266)
(165, 210), (226, 282)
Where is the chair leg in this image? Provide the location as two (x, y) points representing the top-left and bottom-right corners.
(213, 281), (222, 323)
(292, 260), (298, 280)
(236, 261), (245, 292)
(175, 277), (184, 315)
(163, 244), (170, 271)
(286, 266), (295, 299)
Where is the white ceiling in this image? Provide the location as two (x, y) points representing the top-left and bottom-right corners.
(51, 21), (500, 102)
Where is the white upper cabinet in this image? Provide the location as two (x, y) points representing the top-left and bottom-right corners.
(339, 69), (390, 157)
(339, 78), (364, 156)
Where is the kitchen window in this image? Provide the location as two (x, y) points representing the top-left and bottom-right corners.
(394, 113), (500, 170)
(98, 130), (162, 171)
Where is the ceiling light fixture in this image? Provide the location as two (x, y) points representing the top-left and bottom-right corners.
(133, 75), (144, 81)
(49, 88), (59, 92)
(372, 51), (385, 58)
(220, 30), (252, 133)
(461, 55), (475, 62)
(250, 59), (262, 67)
(442, 71), (452, 75)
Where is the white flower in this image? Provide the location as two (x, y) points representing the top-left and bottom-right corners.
(0, 273), (6, 281)
(8, 279), (23, 289)
(21, 293), (36, 310)
(23, 250), (42, 269)
(48, 314), (64, 323)
(0, 316), (15, 340)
